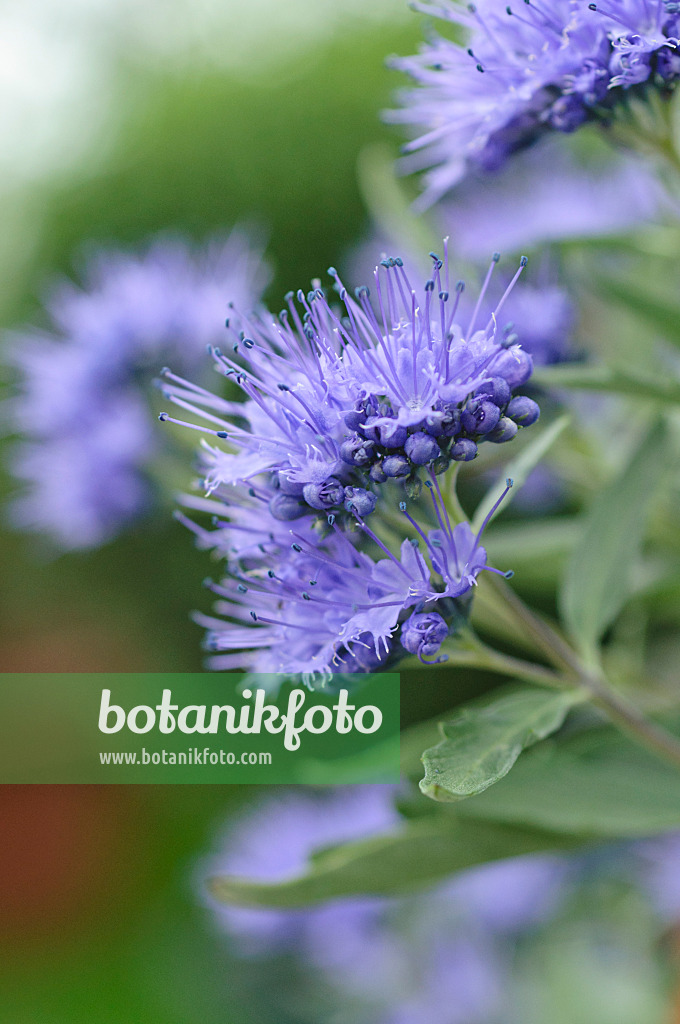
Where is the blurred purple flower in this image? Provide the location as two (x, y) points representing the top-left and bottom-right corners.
(635, 830), (680, 923)
(4, 230), (268, 549)
(200, 785), (399, 955)
(440, 140), (671, 259)
(389, 0), (680, 203)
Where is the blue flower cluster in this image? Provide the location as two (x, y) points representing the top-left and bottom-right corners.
(163, 248), (534, 679)
(5, 231), (267, 549)
(390, 0), (680, 204)
(162, 250), (537, 515)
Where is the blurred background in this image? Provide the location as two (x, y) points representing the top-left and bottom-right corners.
(0, 3), (419, 1021)
(2, 2), (680, 1021)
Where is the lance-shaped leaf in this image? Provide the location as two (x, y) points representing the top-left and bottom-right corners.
(456, 718), (680, 836)
(207, 815), (578, 909)
(595, 273), (680, 352)
(420, 687), (581, 803)
(531, 364), (680, 406)
(559, 418), (670, 659)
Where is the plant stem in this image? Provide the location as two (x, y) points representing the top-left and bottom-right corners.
(445, 634), (567, 690)
(480, 579), (680, 772)
(484, 575), (581, 676)
(580, 670), (680, 772)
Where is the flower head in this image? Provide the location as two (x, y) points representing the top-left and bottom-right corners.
(161, 247), (538, 526)
(5, 230), (268, 549)
(389, 0), (680, 203)
(186, 473), (512, 680)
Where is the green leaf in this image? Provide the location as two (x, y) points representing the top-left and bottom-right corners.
(484, 518), (580, 590)
(456, 720), (680, 836)
(532, 364), (680, 406)
(420, 687), (581, 802)
(471, 415), (570, 533)
(207, 815), (578, 908)
(559, 418), (670, 659)
(595, 273), (680, 351)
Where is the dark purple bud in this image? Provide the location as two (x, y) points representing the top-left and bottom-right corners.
(269, 492), (308, 521)
(277, 472), (305, 496)
(461, 399), (501, 436)
(506, 396), (540, 427)
(344, 408), (366, 431)
(486, 417), (519, 443)
(450, 438), (478, 462)
(343, 487), (377, 517)
(382, 454), (411, 478)
(440, 406), (462, 438)
(401, 611), (449, 660)
(370, 461), (388, 483)
(404, 432), (440, 465)
(377, 420), (408, 449)
(340, 434), (374, 467)
(475, 376), (511, 408)
(303, 478), (345, 511)
(494, 348), (534, 389)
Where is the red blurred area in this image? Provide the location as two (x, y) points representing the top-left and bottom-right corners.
(0, 785), (144, 936)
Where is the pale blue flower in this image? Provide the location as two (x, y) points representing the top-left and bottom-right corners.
(5, 230), (268, 549)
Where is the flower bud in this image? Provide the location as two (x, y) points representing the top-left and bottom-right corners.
(340, 434), (374, 467)
(369, 461), (388, 483)
(404, 432), (440, 465)
(474, 376), (511, 408)
(360, 416), (380, 443)
(440, 405), (462, 437)
(450, 438), (478, 461)
(269, 492), (308, 521)
(343, 487), (377, 517)
(493, 347), (533, 389)
(486, 417), (518, 443)
(506, 396), (540, 427)
(382, 454), (411, 478)
(344, 408), (367, 431)
(461, 399), (501, 436)
(377, 420), (408, 449)
(401, 611), (449, 660)
(303, 478), (345, 511)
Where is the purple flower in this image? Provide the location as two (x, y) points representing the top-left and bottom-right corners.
(443, 853), (573, 933)
(389, 1), (680, 203)
(4, 230), (268, 549)
(439, 139), (673, 258)
(634, 830), (680, 923)
(160, 247), (539, 523)
(499, 282), (576, 366)
(199, 785), (399, 955)
(186, 474), (510, 679)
